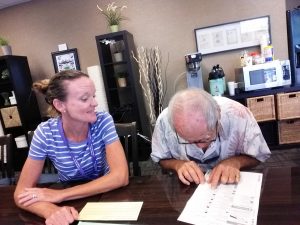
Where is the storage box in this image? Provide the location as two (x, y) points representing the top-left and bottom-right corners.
(14, 135), (28, 148)
(278, 119), (300, 144)
(276, 91), (300, 120)
(246, 95), (276, 122)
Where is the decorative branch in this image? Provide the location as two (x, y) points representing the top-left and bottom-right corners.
(132, 47), (166, 125)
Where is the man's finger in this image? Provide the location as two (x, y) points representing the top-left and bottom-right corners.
(178, 172), (191, 185)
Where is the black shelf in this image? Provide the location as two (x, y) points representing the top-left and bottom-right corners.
(0, 55), (42, 171)
(225, 85), (300, 101)
(95, 30), (151, 140)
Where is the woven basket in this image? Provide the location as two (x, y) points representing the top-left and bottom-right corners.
(0, 106), (22, 128)
(277, 91), (300, 120)
(246, 95), (276, 122)
(278, 119), (300, 144)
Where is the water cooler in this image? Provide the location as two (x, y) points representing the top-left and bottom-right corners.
(185, 53), (204, 88)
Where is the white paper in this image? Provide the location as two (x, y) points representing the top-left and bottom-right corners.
(178, 172), (263, 225)
(79, 202), (143, 221)
(79, 223), (125, 225)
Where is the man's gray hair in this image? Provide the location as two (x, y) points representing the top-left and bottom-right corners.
(167, 88), (220, 131)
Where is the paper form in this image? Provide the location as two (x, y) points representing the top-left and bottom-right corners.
(178, 172), (263, 225)
(79, 223), (125, 225)
(79, 202), (143, 221)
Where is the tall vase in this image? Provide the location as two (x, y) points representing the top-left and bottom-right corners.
(1, 45), (12, 55)
(110, 25), (119, 32)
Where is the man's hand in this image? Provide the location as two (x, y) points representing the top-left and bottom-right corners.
(207, 158), (240, 188)
(175, 160), (206, 185)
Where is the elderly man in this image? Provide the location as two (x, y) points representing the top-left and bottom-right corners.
(151, 89), (271, 188)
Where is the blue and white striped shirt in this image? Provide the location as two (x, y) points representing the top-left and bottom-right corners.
(29, 111), (118, 182)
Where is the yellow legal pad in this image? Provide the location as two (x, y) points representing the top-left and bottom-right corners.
(79, 202), (143, 221)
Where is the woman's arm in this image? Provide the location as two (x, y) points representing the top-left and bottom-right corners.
(18, 140), (129, 204)
(15, 140), (128, 223)
(14, 158), (76, 219)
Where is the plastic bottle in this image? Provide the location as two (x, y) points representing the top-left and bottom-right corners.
(209, 66), (224, 96)
(260, 34), (269, 56)
(216, 64), (226, 92)
(263, 45), (274, 62)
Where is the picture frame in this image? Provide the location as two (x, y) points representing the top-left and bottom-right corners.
(194, 15), (271, 55)
(51, 48), (80, 73)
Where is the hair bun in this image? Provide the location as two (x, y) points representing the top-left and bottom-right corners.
(32, 79), (50, 95)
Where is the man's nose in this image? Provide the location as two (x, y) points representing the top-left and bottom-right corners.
(196, 142), (209, 149)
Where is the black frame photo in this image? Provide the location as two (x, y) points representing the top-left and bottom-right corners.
(51, 48), (80, 73)
(195, 15), (271, 55)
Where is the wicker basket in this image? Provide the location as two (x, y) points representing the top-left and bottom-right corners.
(246, 95), (276, 122)
(276, 91), (300, 120)
(278, 119), (300, 144)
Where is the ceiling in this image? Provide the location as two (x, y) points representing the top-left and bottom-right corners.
(0, 0), (31, 10)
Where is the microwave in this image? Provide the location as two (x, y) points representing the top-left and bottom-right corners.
(235, 60), (291, 91)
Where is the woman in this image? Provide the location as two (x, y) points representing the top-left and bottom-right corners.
(14, 70), (129, 225)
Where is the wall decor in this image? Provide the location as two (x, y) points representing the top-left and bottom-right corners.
(195, 16), (271, 55)
(0, 106), (22, 128)
(51, 48), (80, 73)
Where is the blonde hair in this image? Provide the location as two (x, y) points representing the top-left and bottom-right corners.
(32, 70), (89, 117)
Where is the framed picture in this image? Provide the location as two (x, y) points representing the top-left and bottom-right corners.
(195, 16), (271, 55)
(51, 48), (80, 73)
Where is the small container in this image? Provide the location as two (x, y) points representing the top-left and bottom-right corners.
(15, 135), (28, 148)
(263, 45), (274, 62)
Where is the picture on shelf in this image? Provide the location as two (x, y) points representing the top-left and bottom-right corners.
(51, 48), (81, 73)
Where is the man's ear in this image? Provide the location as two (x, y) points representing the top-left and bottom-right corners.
(53, 99), (66, 113)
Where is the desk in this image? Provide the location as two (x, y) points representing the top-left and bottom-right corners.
(1, 167), (300, 225)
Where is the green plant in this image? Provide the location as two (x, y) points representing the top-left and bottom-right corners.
(0, 37), (9, 46)
(97, 2), (127, 26)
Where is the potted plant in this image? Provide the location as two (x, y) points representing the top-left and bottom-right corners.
(97, 2), (127, 32)
(0, 37), (12, 55)
(115, 72), (127, 87)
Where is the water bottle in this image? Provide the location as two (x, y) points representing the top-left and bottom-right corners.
(216, 64), (226, 92)
(209, 65), (224, 96)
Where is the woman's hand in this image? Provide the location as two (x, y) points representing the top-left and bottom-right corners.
(18, 187), (63, 206)
(45, 206), (78, 225)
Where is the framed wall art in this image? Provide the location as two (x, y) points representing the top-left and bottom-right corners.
(51, 48), (81, 73)
(194, 15), (271, 55)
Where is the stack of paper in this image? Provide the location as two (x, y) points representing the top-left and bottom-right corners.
(79, 201), (143, 223)
(178, 172), (263, 225)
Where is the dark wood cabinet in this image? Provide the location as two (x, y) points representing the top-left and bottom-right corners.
(225, 86), (300, 149)
(0, 55), (41, 170)
(95, 30), (151, 140)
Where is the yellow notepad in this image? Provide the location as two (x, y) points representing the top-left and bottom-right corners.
(79, 202), (143, 221)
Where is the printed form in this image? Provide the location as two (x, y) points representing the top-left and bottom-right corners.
(178, 172), (263, 225)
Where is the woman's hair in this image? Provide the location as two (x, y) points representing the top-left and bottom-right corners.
(167, 88), (220, 131)
(32, 70), (89, 116)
